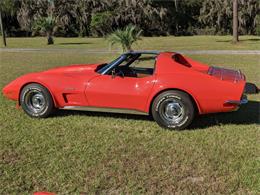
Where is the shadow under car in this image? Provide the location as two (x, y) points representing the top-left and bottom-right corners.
(53, 100), (260, 130)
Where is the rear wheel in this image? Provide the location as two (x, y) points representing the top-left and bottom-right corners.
(20, 83), (54, 118)
(151, 90), (195, 130)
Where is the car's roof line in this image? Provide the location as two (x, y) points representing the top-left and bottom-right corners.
(123, 50), (179, 55)
(123, 50), (160, 55)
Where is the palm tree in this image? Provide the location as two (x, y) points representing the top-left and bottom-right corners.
(106, 25), (142, 52)
(33, 16), (56, 45)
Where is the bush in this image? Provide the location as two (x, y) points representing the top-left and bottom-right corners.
(194, 27), (217, 35)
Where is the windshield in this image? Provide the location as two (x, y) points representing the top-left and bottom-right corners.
(96, 53), (157, 75)
(96, 55), (126, 74)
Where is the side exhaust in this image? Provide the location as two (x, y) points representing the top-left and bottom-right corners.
(224, 94), (248, 106)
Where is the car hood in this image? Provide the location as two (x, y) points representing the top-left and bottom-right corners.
(42, 63), (102, 74)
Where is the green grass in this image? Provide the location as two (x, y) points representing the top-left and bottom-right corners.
(1, 35), (260, 50)
(0, 50), (260, 193)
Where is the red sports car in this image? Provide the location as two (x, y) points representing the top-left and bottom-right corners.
(2, 51), (248, 130)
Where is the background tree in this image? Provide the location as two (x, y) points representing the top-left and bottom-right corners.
(0, 0), (18, 46)
(200, 0), (259, 36)
(71, 0), (108, 36)
(113, 0), (169, 36)
(73, 0), (89, 37)
(2, 0), (259, 38)
(200, 0), (232, 34)
(107, 25), (142, 52)
(238, 0), (259, 35)
(90, 11), (113, 37)
(17, 0), (52, 36)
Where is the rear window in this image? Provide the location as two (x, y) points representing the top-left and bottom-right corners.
(172, 54), (191, 67)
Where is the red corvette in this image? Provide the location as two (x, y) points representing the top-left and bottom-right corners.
(2, 51), (248, 130)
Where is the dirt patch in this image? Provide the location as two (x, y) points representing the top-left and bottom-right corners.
(0, 150), (21, 165)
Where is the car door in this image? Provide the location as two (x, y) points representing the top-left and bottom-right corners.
(85, 74), (155, 112)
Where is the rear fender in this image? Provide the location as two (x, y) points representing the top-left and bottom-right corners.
(147, 87), (202, 114)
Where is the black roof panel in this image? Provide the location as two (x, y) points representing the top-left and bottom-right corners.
(124, 50), (160, 55)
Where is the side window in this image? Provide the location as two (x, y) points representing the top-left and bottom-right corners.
(130, 54), (157, 77)
(131, 54), (157, 69)
(105, 53), (157, 78)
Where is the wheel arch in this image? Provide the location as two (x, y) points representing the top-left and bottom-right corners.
(148, 88), (201, 115)
(18, 82), (58, 107)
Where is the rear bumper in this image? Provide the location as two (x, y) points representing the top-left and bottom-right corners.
(224, 94), (248, 105)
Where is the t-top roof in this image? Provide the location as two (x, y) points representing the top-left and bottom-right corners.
(123, 50), (160, 55)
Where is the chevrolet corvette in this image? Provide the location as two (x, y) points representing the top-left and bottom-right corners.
(2, 51), (248, 130)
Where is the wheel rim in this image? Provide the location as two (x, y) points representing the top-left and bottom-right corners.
(159, 99), (185, 124)
(24, 89), (46, 113)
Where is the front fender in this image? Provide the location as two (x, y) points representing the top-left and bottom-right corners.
(2, 73), (59, 107)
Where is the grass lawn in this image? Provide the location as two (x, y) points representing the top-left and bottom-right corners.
(0, 48), (260, 193)
(1, 35), (260, 50)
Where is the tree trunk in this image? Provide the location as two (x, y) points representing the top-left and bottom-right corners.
(174, 0), (178, 11)
(0, 11), (7, 47)
(174, 0), (179, 35)
(79, 22), (85, 37)
(47, 32), (54, 45)
(126, 45), (132, 52)
(233, 0), (239, 43)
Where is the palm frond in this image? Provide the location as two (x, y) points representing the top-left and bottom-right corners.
(106, 25), (142, 52)
(33, 16), (56, 34)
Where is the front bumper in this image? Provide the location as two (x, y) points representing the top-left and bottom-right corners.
(224, 94), (248, 105)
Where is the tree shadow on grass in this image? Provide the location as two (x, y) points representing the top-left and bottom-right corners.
(54, 100), (259, 130)
(58, 42), (92, 45)
(216, 38), (260, 43)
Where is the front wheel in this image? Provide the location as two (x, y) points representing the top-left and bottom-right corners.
(151, 90), (195, 130)
(20, 83), (54, 118)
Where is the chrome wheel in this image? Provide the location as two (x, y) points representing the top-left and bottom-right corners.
(152, 90), (195, 130)
(159, 99), (185, 124)
(24, 89), (46, 113)
(20, 83), (54, 118)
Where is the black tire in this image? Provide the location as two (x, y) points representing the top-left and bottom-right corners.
(151, 90), (195, 130)
(20, 83), (54, 118)
(244, 82), (259, 94)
